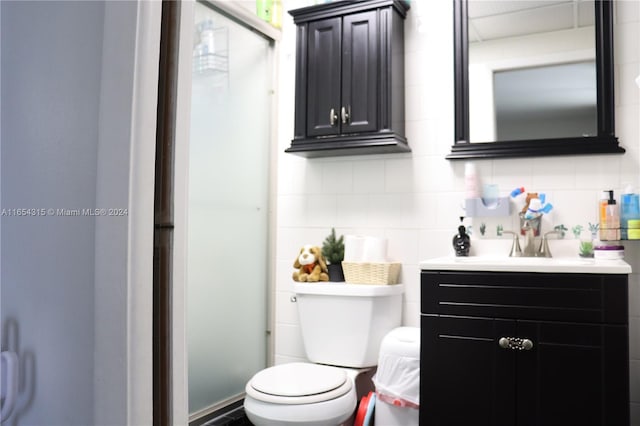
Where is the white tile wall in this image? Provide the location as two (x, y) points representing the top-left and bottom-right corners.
(275, 0), (640, 423)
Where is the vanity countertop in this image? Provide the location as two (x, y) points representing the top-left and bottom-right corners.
(420, 256), (632, 274)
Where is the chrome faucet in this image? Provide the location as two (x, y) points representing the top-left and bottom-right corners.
(538, 230), (560, 258)
(501, 222), (557, 258)
(500, 230), (522, 257)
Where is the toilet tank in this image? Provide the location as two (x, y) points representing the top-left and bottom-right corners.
(293, 282), (404, 368)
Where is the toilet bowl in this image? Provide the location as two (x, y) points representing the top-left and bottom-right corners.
(244, 283), (404, 426)
(244, 363), (360, 426)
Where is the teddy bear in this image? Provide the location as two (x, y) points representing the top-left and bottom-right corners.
(292, 244), (329, 282)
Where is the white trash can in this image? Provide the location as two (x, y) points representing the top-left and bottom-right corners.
(372, 327), (420, 426)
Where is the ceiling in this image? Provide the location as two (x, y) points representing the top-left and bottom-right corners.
(468, 0), (595, 43)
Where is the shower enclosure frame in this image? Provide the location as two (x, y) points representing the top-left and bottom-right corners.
(155, 1), (281, 424)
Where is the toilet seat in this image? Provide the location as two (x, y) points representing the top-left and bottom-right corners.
(246, 363), (353, 405)
(244, 363), (359, 426)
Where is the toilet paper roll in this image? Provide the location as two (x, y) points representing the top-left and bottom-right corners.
(344, 235), (366, 262)
(362, 237), (388, 263)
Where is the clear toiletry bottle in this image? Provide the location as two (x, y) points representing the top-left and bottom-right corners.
(464, 162), (480, 199)
(621, 185), (640, 240)
(598, 190), (608, 240)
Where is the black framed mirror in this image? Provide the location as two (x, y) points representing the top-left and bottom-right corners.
(448, 0), (625, 160)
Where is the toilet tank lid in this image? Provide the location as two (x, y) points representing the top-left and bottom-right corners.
(294, 282), (404, 297)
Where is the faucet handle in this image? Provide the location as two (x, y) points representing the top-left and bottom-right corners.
(538, 230), (560, 258)
(500, 230), (522, 257)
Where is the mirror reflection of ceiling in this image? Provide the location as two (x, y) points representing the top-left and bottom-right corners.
(493, 61), (597, 140)
(467, 0), (597, 143)
(494, 61), (595, 115)
(468, 0), (595, 43)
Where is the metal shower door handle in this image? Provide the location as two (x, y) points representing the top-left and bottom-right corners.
(1, 351), (19, 421)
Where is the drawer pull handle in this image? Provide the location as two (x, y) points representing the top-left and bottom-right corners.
(499, 337), (534, 351)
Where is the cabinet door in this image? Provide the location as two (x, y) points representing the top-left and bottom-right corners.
(306, 17), (342, 137)
(516, 321), (629, 426)
(421, 315), (516, 426)
(341, 11), (378, 134)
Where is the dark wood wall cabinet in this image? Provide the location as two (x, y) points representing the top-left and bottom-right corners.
(420, 270), (630, 426)
(286, 0), (410, 158)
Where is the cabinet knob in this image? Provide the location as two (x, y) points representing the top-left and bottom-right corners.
(341, 106), (350, 124)
(329, 108), (338, 127)
(498, 337), (510, 349)
(522, 339), (534, 351)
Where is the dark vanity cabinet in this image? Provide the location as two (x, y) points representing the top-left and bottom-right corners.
(420, 271), (629, 426)
(286, 0), (410, 157)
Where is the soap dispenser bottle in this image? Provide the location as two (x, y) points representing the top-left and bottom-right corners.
(453, 217), (471, 257)
(599, 190), (620, 241)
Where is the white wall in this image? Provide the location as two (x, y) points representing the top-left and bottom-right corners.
(274, 0), (640, 423)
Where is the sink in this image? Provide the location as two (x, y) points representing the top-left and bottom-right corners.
(453, 256), (593, 266)
(421, 255), (631, 274)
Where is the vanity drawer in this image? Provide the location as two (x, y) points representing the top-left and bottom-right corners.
(421, 271), (628, 324)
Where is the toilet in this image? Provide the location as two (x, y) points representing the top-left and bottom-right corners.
(244, 282), (404, 426)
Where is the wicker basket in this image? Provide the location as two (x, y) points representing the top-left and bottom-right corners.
(341, 262), (401, 285)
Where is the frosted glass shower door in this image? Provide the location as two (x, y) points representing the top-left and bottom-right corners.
(187, 2), (272, 416)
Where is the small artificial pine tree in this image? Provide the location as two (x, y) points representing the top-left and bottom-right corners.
(322, 228), (345, 265)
